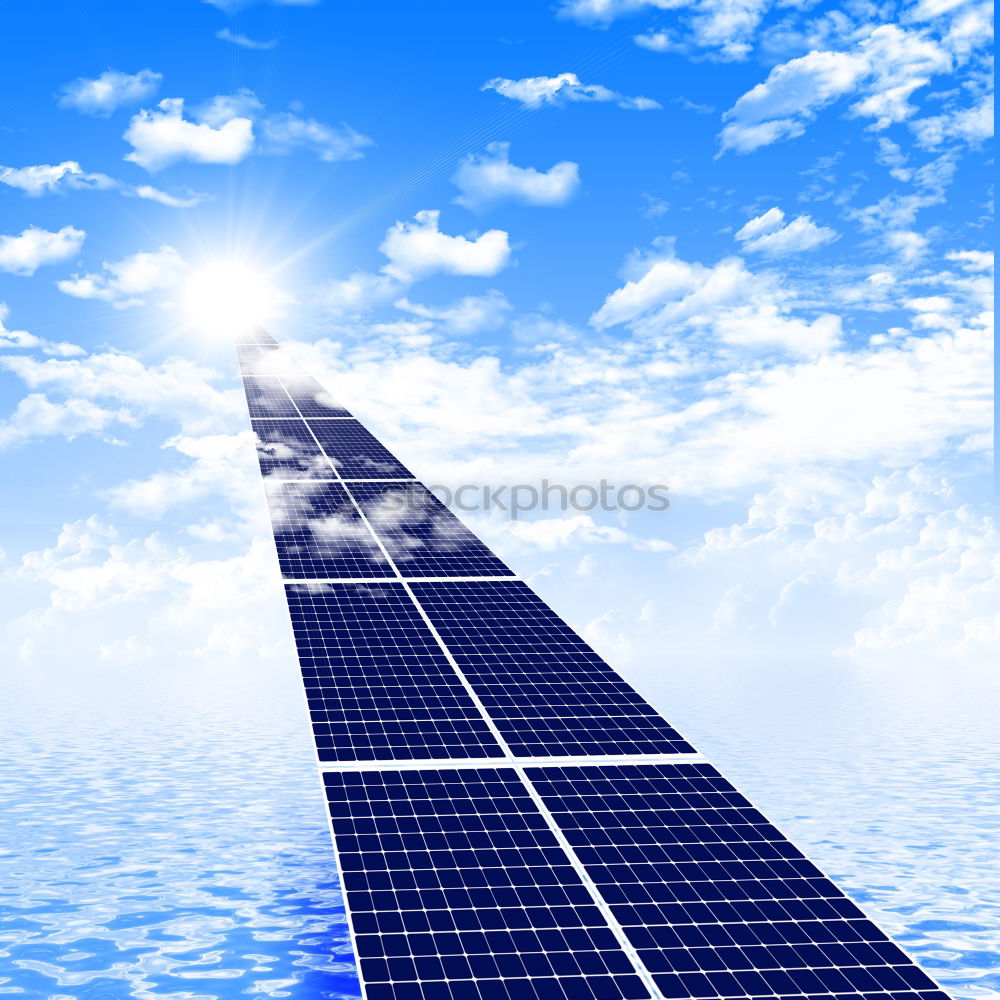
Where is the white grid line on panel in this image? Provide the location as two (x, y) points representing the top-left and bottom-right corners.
(318, 753), (708, 772)
(283, 386), (671, 999)
(513, 765), (667, 1000)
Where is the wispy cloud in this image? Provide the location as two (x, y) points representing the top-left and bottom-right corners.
(482, 72), (660, 110)
(216, 28), (277, 50)
(129, 185), (212, 208)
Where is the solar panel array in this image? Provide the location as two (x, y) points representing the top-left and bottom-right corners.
(236, 331), (948, 1000)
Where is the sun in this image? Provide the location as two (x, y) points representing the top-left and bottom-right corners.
(182, 258), (287, 338)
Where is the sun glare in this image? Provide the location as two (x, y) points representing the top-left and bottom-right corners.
(183, 259), (286, 338)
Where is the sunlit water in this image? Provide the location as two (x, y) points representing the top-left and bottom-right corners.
(1, 654), (997, 999)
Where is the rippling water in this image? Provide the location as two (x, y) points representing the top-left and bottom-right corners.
(2, 655), (997, 999)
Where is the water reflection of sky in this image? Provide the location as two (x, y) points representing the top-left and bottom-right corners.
(2, 655), (997, 999)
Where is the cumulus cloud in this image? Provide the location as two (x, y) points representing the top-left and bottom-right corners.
(379, 210), (512, 281)
(0, 161), (115, 196)
(58, 69), (162, 116)
(216, 28), (277, 50)
(452, 142), (580, 210)
(258, 112), (373, 161)
(0, 350), (243, 436)
(57, 245), (187, 308)
(0, 226), (85, 276)
(719, 25), (952, 153)
(0, 394), (137, 453)
(482, 72), (660, 110)
(123, 98), (255, 171)
(678, 467), (999, 662)
(735, 208), (839, 255)
(123, 90), (371, 170)
(590, 240), (843, 356)
(319, 212), (512, 317)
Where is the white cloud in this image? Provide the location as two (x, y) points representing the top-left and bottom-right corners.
(379, 209), (512, 281)
(590, 241), (843, 355)
(733, 206), (785, 240)
(216, 28), (277, 50)
(946, 249), (993, 271)
(636, 0), (770, 60)
(195, 89), (264, 127)
(58, 69), (162, 116)
(0, 161), (115, 196)
(0, 350), (243, 435)
(719, 25), (952, 153)
(315, 271), (403, 318)
(678, 468), (1000, 662)
(0, 226), (85, 276)
(559, 0), (769, 60)
(452, 142), (580, 209)
(0, 303), (84, 357)
(123, 90), (370, 169)
(557, 0), (677, 20)
(57, 245), (187, 308)
(259, 112), (373, 161)
(123, 98), (255, 171)
(482, 72), (660, 110)
(104, 432), (260, 520)
(394, 290), (512, 335)
(317, 213), (514, 316)
(910, 92), (994, 149)
(0, 394), (136, 453)
(129, 184), (211, 208)
(735, 208), (839, 255)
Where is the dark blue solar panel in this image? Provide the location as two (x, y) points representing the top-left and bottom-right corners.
(307, 419), (414, 480)
(281, 376), (354, 418)
(285, 583), (504, 762)
(264, 481), (395, 579)
(526, 762), (948, 1000)
(251, 418), (337, 479)
(410, 580), (693, 758)
(324, 767), (652, 1000)
(242, 375), (300, 418)
(346, 482), (516, 578)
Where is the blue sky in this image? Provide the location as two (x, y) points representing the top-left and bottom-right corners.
(0, 0), (994, 683)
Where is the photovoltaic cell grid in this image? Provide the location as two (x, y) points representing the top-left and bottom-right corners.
(526, 762), (949, 1000)
(264, 481), (396, 579)
(251, 418), (338, 479)
(346, 482), (516, 579)
(236, 339), (946, 1000)
(324, 767), (652, 1000)
(243, 375), (301, 418)
(285, 583), (504, 762)
(308, 418), (415, 480)
(282, 375), (354, 418)
(411, 580), (694, 758)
